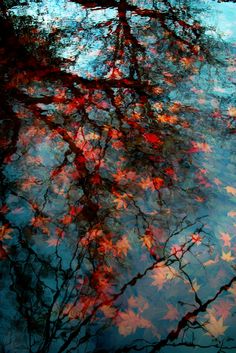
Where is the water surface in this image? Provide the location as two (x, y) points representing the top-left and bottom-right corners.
(0, 0), (236, 352)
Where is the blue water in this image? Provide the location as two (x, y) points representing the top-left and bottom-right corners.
(0, 1), (236, 352)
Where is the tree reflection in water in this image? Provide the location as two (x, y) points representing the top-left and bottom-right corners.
(0, 0), (236, 352)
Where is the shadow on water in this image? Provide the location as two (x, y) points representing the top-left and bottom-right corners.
(0, 0), (236, 352)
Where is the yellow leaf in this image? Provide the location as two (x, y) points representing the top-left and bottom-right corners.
(228, 106), (236, 118)
(225, 186), (236, 196)
(221, 251), (235, 262)
(204, 314), (228, 337)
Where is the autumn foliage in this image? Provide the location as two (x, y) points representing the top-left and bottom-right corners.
(0, 0), (236, 352)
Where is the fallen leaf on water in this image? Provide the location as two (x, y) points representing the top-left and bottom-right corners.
(221, 251), (235, 262)
(117, 309), (151, 336)
(151, 262), (177, 289)
(225, 186), (236, 196)
(220, 232), (231, 247)
(204, 314), (228, 337)
(228, 210), (236, 217)
(128, 295), (149, 313)
(115, 236), (131, 257)
(203, 255), (219, 267)
(228, 106), (236, 118)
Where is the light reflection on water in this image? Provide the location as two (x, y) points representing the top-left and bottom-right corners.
(0, 1), (236, 352)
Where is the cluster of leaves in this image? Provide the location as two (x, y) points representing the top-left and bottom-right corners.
(0, 0), (236, 352)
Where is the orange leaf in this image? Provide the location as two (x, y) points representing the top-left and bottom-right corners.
(151, 262), (177, 289)
(117, 309), (151, 336)
(220, 232), (231, 247)
(225, 186), (236, 196)
(116, 236), (131, 257)
(221, 251), (235, 262)
(228, 210), (236, 217)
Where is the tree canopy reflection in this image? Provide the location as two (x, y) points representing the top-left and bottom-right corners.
(0, 0), (236, 352)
